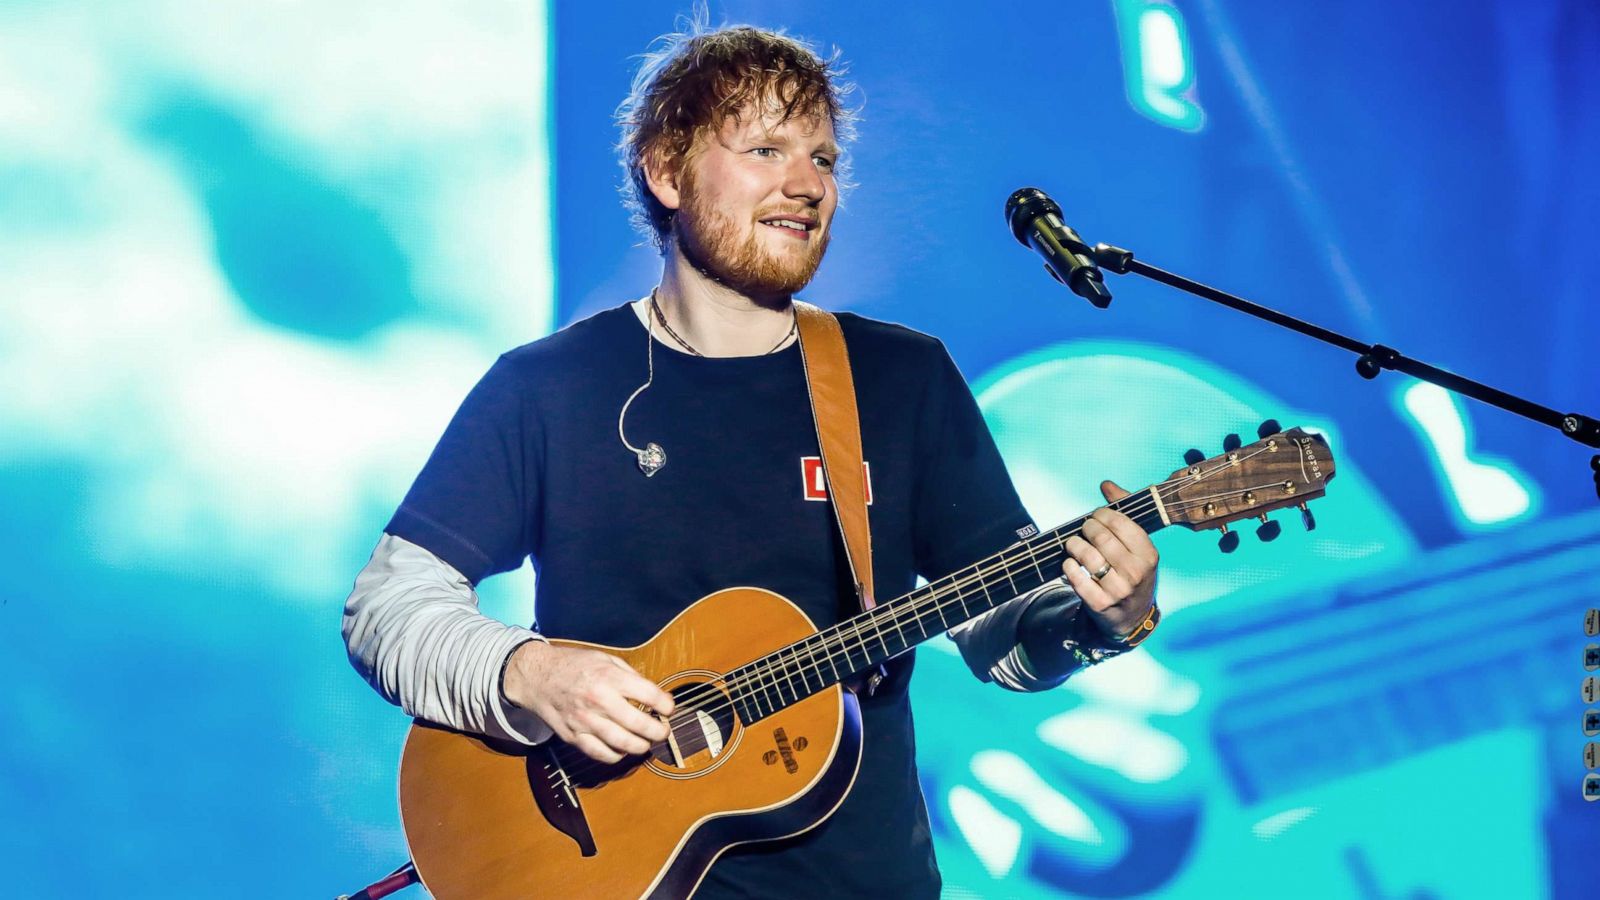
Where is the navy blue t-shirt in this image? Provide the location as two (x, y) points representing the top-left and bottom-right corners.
(388, 303), (1033, 898)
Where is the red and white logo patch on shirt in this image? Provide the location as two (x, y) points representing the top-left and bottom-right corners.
(800, 457), (873, 505)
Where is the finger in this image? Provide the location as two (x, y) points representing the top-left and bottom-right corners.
(1061, 543), (1116, 612)
(616, 672), (676, 717)
(1068, 531), (1142, 608)
(572, 732), (623, 764)
(1082, 518), (1146, 585)
(604, 693), (671, 744)
(602, 653), (674, 714)
(1100, 479), (1130, 502)
(1090, 565), (1136, 604)
(1063, 534), (1111, 581)
(1091, 507), (1160, 568)
(589, 716), (653, 758)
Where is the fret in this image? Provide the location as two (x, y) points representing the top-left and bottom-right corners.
(755, 660), (782, 714)
(998, 547), (1021, 595)
(954, 564), (977, 618)
(733, 689), (758, 726)
(773, 643), (799, 705)
(1021, 539), (1047, 583)
(844, 620), (866, 668)
(869, 610), (891, 658)
(795, 639), (821, 695)
(787, 637), (813, 696)
(739, 666), (770, 720)
(852, 615), (875, 663)
(888, 606), (909, 654)
(866, 613), (888, 661)
(926, 595), (945, 632)
(911, 600), (931, 639)
(741, 663), (760, 714)
(960, 576), (985, 611)
(836, 625), (863, 673)
(949, 584), (970, 628)
(796, 637), (826, 693)
(821, 641), (842, 683)
(975, 569), (995, 609)
(779, 645), (805, 703)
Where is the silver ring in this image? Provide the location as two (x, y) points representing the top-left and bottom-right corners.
(1091, 563), (1113, 581)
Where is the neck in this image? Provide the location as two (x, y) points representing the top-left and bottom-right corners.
(647, 246), (796, 358)
(717, 489), (1170, 725)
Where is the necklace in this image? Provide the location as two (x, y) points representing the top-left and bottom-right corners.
(621, 291), (799, 478)
(649, 290), (797, 357)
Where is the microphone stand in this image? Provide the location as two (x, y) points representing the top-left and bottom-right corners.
(336, 861), (418, 900)
(1062, 238), (1600, 499)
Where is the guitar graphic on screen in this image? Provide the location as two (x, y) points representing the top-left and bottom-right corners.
(922, 506), (1597, 898)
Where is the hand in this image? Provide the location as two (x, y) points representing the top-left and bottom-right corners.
(502, 641), (675, 763)
(1061, 480), (1159, 640)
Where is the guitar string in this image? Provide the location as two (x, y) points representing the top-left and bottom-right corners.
(545, 500), (1153, 779)
(551, 476), (1289, 780)
(548, 452), (1296, 780)
(545, 486), (1173, 779)
(662, 443), (1284, 723)
(551, 444), (1301, 777)
(560, 480), (1286, 775)
(549, 464), (1290, 781)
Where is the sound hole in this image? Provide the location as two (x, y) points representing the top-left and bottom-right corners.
(652, 679), (740, 771)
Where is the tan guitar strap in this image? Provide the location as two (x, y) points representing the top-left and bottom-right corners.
(793, 301), (875, 613)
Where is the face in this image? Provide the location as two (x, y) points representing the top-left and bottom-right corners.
(663, 106), (840, 299)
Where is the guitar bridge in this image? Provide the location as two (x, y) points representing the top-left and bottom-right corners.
(526, 746), (597, 856)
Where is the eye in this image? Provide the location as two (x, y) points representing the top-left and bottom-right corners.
(814, 156), (836, 172)
(751, 147), (778, 158)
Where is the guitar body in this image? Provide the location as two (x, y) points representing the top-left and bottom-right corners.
(397, 587), (864, 900)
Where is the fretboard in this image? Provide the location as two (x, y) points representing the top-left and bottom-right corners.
(724, 487), (1169, 724)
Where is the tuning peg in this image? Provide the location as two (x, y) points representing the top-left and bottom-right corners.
(1257, 419), (1282, 439)
(1218, 527), (1240, 553)
(1183, 448), (1205, 465)
(1256, 515), (1281, 542)
(1222, 433), (1242, 452)
(1298, 502), (1316, 531)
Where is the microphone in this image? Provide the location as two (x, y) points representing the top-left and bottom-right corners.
(1005, 187), (1112, 308)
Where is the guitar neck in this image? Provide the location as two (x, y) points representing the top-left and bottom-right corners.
(725, 487), (1170, 724)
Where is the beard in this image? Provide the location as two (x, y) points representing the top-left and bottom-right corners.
(672, 181), (830, 302)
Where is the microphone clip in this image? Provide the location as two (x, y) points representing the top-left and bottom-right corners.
(1005, 187), (1115, 308)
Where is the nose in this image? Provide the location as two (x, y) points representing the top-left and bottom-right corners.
(782, 155), (828, 205)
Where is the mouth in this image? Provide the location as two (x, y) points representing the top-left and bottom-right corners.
(758, 215), (818, 240)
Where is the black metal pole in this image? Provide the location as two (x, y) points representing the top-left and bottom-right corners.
(1075, 240), (1600, 496)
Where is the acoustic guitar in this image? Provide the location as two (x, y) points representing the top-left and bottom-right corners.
(395, 426), (1336, 899)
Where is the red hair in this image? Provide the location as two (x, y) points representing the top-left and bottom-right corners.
(616, 21), (858, 251)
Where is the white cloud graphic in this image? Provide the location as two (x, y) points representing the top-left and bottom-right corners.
(0, 1), (552, 597)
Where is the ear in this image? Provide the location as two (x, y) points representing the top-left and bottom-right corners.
(641, 149), (685, 213)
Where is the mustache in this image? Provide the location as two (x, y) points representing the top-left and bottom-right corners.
(754, 207), (822, 225)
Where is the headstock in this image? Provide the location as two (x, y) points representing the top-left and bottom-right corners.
(1161, 420), (1335, 552)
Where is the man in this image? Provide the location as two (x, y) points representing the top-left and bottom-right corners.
(344, 22), (1158, 898)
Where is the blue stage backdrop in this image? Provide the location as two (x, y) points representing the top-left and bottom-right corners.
(2, 1), (1597, 897)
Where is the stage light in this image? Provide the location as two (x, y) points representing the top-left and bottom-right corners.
(1113, 0), (1205, 132)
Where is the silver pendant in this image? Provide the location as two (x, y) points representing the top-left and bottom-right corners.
(637, 442), (666, 477)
